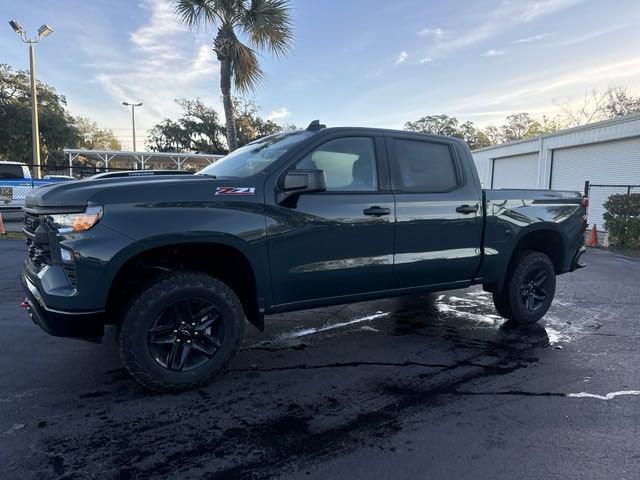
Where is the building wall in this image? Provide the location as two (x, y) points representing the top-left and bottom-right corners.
(472, 113), (640, 189)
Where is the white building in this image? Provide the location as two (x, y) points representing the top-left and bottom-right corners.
(472, 113), (640, 235)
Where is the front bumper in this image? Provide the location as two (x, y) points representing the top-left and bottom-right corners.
(22, 273), (104, 342)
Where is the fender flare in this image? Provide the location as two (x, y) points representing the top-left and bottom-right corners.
(490, 222), (567, 292)
(104, 232), (270, 328)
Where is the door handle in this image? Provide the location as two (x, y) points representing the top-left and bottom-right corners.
(456, 204), (479, 214)
(363, 206), (391, 216)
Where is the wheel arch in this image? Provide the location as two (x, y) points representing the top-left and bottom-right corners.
(105, 236), (267, 330)
(486, 223), (567, 293)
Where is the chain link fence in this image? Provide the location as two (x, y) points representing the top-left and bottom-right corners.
(1, 163), (132, 233)
(585, 182), (640, 245)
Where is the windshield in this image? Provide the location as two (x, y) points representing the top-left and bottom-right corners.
(197, 131), (314, 178)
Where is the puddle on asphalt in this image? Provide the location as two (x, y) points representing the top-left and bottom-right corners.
(276, 312), (390, 341)
(250, 289), (589, 351)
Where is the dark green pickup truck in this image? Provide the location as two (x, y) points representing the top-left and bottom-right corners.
(22, 122), (587, 391)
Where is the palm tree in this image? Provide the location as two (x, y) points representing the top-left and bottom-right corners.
(173, 0), (293, 151)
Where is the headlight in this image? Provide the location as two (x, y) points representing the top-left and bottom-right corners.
(49, 205), (103, 233)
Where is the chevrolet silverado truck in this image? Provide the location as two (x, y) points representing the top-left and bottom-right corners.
(21, 122), (587, 391)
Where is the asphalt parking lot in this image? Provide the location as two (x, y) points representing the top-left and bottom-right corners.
(1, 239), (639, 479)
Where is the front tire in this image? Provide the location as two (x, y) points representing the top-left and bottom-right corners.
(118, 271), (245, 392)
(492, 250), (556, 324)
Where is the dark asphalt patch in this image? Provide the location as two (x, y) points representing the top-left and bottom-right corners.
(1, 241), (639, 479)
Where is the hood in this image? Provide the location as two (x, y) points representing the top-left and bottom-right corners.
(24, 174), (258, 210)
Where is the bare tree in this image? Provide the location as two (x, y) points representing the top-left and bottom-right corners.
(605, 85), (640, 118)
(554, 89), (609, 127)
(555, 85), (640, 127)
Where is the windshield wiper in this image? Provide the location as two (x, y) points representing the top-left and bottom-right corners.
(198, 173), (217, 179)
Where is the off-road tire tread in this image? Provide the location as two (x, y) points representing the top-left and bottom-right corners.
(492, 249), (555, 324)
(492, 290), (513, 320)
(118, 271), (245, 392)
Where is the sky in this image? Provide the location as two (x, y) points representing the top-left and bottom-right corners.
(1, 0), (640, 150)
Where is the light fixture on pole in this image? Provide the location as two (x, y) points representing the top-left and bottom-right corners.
(8, 20), (54, 179)
(122, 102), (143, 152)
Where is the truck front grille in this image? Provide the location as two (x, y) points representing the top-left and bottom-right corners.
(63, 264), (77, 288)
(24, 212), (52, 271)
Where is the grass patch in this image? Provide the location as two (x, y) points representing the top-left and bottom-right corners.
(609, 246), (640, 258)
(0, 232), (25, 240)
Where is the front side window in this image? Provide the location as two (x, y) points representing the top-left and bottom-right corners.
(197, 131), (315, 178)
(296, 137), (377, 191)
(391, 139), (458, 191)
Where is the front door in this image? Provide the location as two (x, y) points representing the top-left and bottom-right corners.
(266, 135), (395, 306)
(387, 136), (483, 289)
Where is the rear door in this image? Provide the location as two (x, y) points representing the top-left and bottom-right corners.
(266, 134), (395, 306)
(387, 135), (483, 289)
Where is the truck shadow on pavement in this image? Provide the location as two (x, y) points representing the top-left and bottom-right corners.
(9, 292), (554, 479)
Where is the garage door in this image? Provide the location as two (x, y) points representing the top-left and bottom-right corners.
(491, 153), (539, 188)
(551, 136), (640, 191)
(551, 136), (640, 231)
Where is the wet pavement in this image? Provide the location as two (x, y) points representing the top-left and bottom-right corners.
(1, 238), (639, 479)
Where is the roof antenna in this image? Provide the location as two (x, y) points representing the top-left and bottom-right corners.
(306, 120), (326, 132)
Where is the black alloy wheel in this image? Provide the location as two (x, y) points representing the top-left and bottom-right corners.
(519, 268), (548, 312)
(147, 298), (224, 372)
(119, 272), (245, 391)
(492, 250), (556, 325)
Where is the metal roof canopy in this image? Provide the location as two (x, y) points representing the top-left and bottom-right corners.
(63, 149), (224, 174)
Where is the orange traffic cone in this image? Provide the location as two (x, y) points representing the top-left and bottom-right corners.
(0, 211), (5, 235)
(586, 224), (598, 247)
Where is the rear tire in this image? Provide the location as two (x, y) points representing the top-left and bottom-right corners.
(118, 271), (245, 392)
(492, 250), (556, 324)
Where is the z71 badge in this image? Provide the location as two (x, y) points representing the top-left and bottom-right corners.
(215, 186), (256, 195)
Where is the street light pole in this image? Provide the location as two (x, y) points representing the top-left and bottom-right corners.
(122, 102), (143, 151)
(9, 21), (53, 179)
(28, 43), (40, 177)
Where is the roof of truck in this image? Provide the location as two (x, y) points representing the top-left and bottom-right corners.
(301, 120), (466, 145)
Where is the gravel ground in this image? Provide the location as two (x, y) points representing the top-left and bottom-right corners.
(1, 239), (639, 479)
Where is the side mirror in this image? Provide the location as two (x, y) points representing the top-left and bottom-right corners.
(278, 169), (326, 205)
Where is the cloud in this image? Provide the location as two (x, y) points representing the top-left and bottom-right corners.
(428, 0), (583, 56)
(267, 107), (290, 121)
(555, 24), (630, 46)
(354, 56), (640, 130)
(419, 57), (434, 64)
(188, 44), (219, 78)
(444, 57), (640, 121)
(395, 51), (408, 64)
(130, 0), (186, 62)
(481, 49), (507, 57)
(417, 27), (446, 39)
(84, 0), (222, 149)
(514, 32), (557, 43)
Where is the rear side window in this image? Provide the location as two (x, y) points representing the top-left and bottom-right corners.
(390, 139), (459, 191)
(0, 164), (25, 179)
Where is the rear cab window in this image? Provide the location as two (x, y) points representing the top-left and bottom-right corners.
(0, 164), (26, 180)
(388, 138), (460, 192)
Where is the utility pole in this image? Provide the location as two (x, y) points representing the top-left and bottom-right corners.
(9, 21), (53, 179)
(122, 102), (143, 151)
